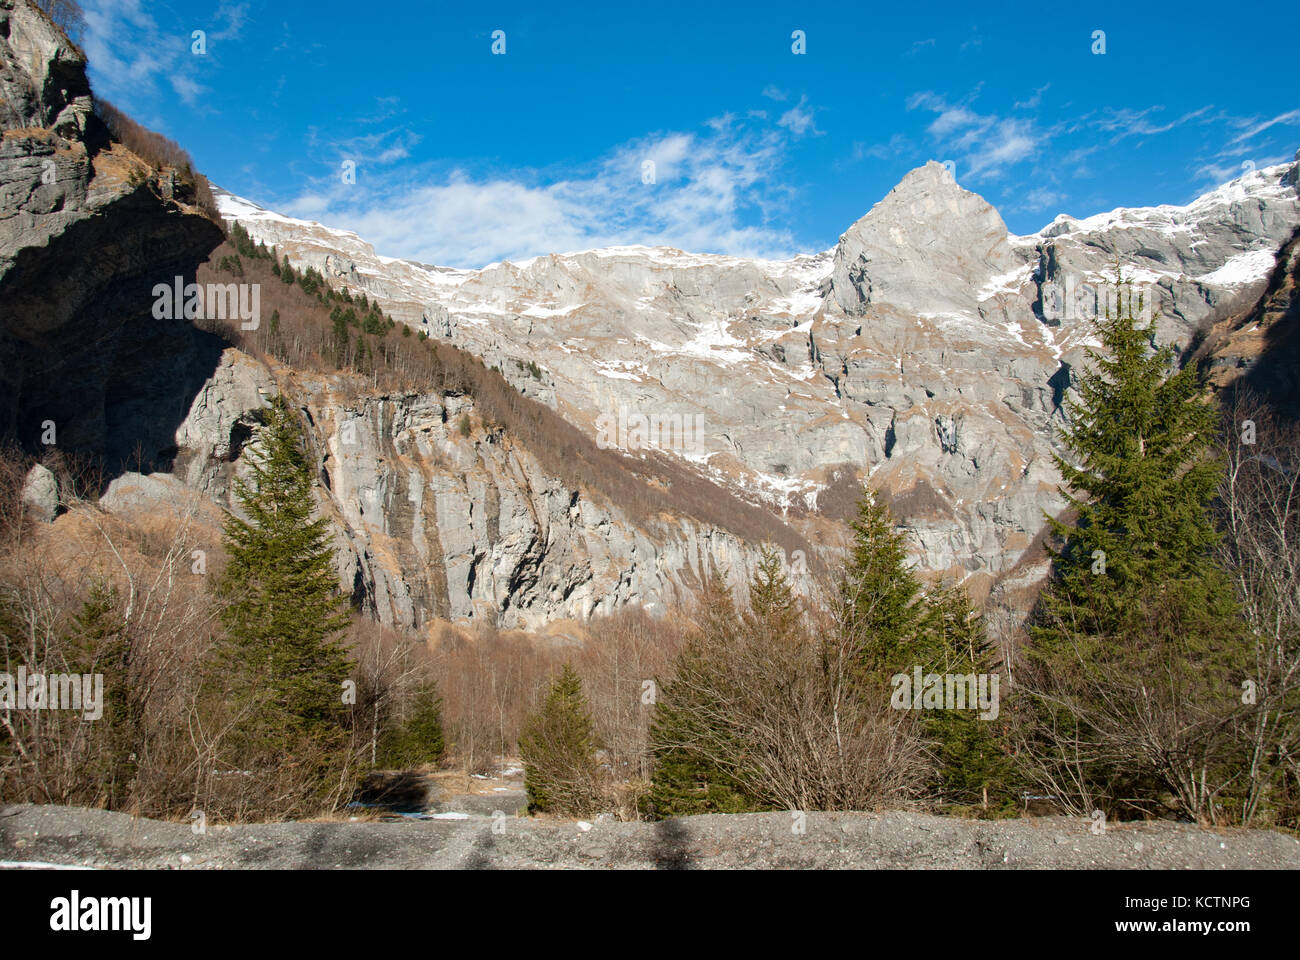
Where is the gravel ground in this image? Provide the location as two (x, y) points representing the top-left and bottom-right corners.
(3, 801), (1298, 869)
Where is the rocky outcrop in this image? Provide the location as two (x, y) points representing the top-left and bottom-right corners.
(1024, 156), (1300, 347)
(19, 461), (56, 519)
(829, 161), (1021, 318)
(146, 348), (778, 632)
(0, 0), (225, 470)
(0, 0), (90, 138)
(1195, 206), (1300, 417)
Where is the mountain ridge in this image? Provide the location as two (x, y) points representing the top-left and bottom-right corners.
(213, 152), (1300, 599)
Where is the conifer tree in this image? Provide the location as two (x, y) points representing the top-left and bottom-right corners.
(216, 395), (351, 741)
(519, 663), (602, 815)
(376, 680), (446, 769)
(1021, 275), (1248, 821)
(648, 571), (761, 817)
(1034, 274), (1237, 634)
(839, 490), (1018, 807)
(839, 489), (931, 678)
(921, 585), (1016, 809)
(1030, 274), (1241, 646)
(744, 545), (800, 640)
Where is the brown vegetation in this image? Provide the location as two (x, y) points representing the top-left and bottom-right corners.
(91, 98), (218, 220)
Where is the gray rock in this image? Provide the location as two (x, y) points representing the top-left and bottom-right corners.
(214, 153), (1300, 608)
(20, 462), (56, 520)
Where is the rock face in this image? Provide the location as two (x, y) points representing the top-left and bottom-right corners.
(830, 161), (1020, 318)
(215, 154), (1300, 598)
(0, 0), (225, 469)
(5, 2), (1299, 632)
(300, 381), (772, 629)
(1194, 198), (1300, 417)
(102, 345), (777, 633)
(0, 0), (90, 138)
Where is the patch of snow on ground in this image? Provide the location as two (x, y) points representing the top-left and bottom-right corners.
(979, 265), (1032, 300)
(1196, 248), (1277, 286)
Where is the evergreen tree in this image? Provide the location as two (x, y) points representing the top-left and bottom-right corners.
(1022, 275), (1248, 820)
(216, 395), (351, 742)
(840, 490), (1019, 808)
(1036, 274), (1236, 632)
(376, 680), (446, 769)
(838, 489), (931, 678)
(744, 545), (800, 640)
(921, 585), (1017, 810)
(519, 663), (602, 815)
(648, 571), (762, 817)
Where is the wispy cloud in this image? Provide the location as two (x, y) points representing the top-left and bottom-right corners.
(778, 96), (821, 137)
(276, 111), (805, 267)
(907, 92), (1041, 180)
(1093, 105), (1212, 142)
(81, 0), (244, 108)
(1227, 109), (1300, 146)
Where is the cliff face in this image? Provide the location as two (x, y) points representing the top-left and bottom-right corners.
(1196, 222), (1300, 417)
(132, 344), (779, 633)
(0, 0), (225, 469)
(217, 155), (1300, 599)
(0, 3), (783, 634)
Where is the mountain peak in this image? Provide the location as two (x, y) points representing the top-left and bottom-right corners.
(828, 163), (1015, 317)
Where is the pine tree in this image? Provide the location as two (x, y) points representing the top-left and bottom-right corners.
(839, 490), (1020, 807)
(376, 680), (445, 769)
(839, 489), (931, 678)
(921, 585), (1017, 809)
(519, 663), (602, 815)
(1022, 274), (1248, 820)
(744, 545), (800, 640)
(1035, 273), (1236, 635)
(216, 395), (351, 742)
(648, 571), (764, 817)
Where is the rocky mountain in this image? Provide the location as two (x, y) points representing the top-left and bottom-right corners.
(0, 1), (804, 635)
(0, 0), (223, 466)
(4, 0), (1298, 637)
(216, 153), (1300, 601)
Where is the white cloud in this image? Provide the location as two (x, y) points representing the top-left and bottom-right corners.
(908, 92), (1042, 181)
(1094, 105), (1210, 142)
(1227, 109), (1300, 146)
(1019, 187), (1064, 212)
(81, 0), (245, 107)
(278, 115), (803, 268)
(778, 96), (820, 137)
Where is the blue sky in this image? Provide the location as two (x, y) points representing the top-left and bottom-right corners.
(78, 0), (1300, 268)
